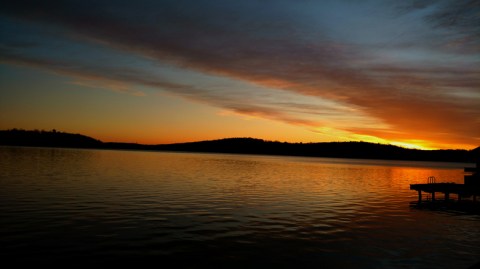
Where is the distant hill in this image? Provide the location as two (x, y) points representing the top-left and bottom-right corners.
(0, 129), (102, 148)
(0, 129), (478, 163)
(154, 137), (478, 163)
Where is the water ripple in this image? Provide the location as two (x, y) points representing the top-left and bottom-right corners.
(1, 147), (478, 268)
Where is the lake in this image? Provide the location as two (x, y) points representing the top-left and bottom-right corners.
(0, 146), (479, 268)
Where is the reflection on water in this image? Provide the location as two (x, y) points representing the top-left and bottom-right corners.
(0, 147), (479, 268)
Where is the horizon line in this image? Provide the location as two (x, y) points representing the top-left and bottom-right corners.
(2, 128), (478, 151)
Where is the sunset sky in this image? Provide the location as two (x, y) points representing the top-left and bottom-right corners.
(1, 0), (479, 149)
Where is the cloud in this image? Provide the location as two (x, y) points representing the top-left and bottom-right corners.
(69, 78), (146, 96)
(0, 45), (345, 131)
(1, 0), (479, 148)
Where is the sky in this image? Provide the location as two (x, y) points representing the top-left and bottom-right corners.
(0, 0), (479, 149)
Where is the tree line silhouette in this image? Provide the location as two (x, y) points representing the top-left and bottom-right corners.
(0, 129), (102, 148)
(1, 129), (478, 163)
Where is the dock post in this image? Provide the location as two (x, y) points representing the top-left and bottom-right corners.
(417, 190), (422, 203)
(445, 192), (449, 202)
(431, 192), (435, 201)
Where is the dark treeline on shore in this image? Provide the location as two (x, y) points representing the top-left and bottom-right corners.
(0, 129), (103, 148)
(156, 138), (479, 163)
(1, 129), (478, 163)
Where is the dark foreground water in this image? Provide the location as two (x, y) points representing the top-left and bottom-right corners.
(0, 147), (479, 268)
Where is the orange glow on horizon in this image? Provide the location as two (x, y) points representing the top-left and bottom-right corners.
(91, 127), (473, 151)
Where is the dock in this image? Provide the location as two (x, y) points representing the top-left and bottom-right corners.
(410, 161), (480, 204)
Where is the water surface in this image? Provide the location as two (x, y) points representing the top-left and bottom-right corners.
(0, 147), (478, 268)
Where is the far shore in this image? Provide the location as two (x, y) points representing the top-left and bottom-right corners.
(1, 129), (478, 164)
